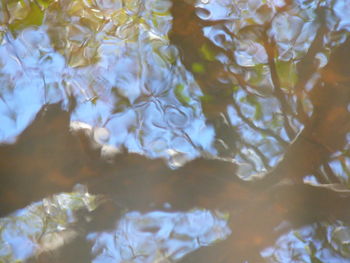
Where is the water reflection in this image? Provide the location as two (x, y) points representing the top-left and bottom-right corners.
(0, 192), (230, 263)
(1, 0), (347, 175)
(0, 0), (213, 163)
(88, 210), (230, 263)
(0, 187), (97, 262)
(0, 0), (350, 262)
(174, 0), (350, 178)
(262, 222), (350, 263)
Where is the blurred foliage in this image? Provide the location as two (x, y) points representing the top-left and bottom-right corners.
(262, 222), (350, 263)
(6, 0), (45, 33)
(0, 188), (98, 262)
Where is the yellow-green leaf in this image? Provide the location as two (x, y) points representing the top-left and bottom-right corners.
(275, 60), (298, 92)
(175, 84), (191, 106)
(191, 62), (205, 74)
(36, 0), (54, 9)
(9, 1), (44, 33)
(199, 43), (216, 61)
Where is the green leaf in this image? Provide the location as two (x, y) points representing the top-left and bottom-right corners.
(232, 85), (240, 94)
(293, 230), (306, 242)
(191, 62), (205, 74)
(175, 84), (191, 106)
(275, 60), (298, 92)
(199, 43), (216, 61)
(249, 64), (265, 86)
(245, 95), (263, 120)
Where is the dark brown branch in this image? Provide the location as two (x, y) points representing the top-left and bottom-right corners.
(261, 29), (296, 140)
